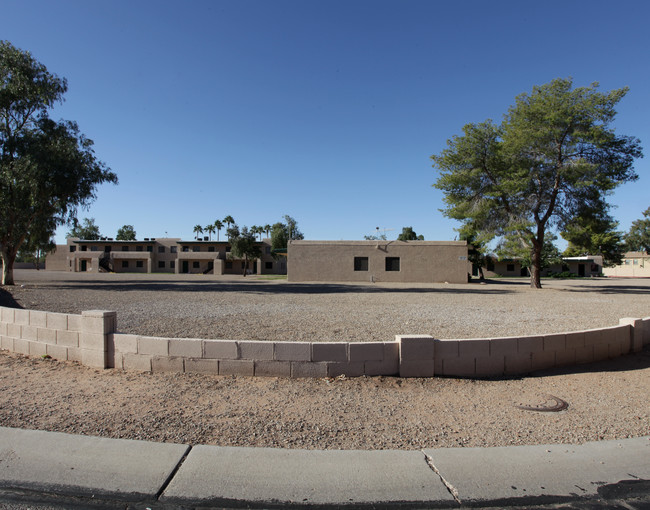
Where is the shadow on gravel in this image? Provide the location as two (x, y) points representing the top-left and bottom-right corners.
(21, 280), (517, 295)
(554, 283), (650, 295)
(0, 288), (23, 309)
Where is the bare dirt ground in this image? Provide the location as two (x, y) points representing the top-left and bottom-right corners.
(0, 270), (648, 450)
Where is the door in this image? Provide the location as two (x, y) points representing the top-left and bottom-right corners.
(80, 260), (87, 272)
(182, 260), (189, 274)
(578, 264), (585, 277)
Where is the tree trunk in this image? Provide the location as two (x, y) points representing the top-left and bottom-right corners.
(1, 248), (17, 286)
(242, 256), (247, 277)
(529, 237), (543, 289)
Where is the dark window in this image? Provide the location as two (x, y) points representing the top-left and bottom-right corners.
(354, 257), (369, 271)
(146, 245), (153, 252)
(385, 257), (400, 271)
(69, 246), (76, 252)
(225, 261), (233, 269)
(81, 245), (87, 251)
(170, 246), (177, 253)
(158, 246), (165, 253)
(487, 260), (495, 271)
(136, 261), (144, 268)
(122, 261), (129, 268)
(136, 246), (143, 252)
(90, 246), (98, 252)
(265, 262), (273, 270)
(208, 246), (215, 252)
(158, 261), (165, 268)
(121, 246), (129, 251)
(507, 264), (515, 272)
(193, 246), (200, 252)
(170, 261), (175, 269)
(226, 246), (231, 252)
(265, 247), (271, 254)
(104, 246), (111, 253)
(193, 261), (200, 269)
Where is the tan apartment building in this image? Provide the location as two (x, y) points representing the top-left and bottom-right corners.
(287, 240), (469, 283)
(603, 252), (650, 278)
(480, 255), (604, 278)
(46, 237), (286, 275)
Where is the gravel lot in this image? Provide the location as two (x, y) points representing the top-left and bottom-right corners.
(0, 270), (648, 450)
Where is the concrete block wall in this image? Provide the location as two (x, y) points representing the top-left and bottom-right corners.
(1, 305), (648, 379)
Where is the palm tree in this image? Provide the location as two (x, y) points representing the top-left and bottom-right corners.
(251, 225), (262, 241)
(214, 220), (223, 241)
(223, 215), (235, 230)
(205, 224), (216, 241)
(193, 224), (203, 240)
(263, 224), (271, 239)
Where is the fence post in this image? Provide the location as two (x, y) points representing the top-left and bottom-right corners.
(80, 310), (117, 368)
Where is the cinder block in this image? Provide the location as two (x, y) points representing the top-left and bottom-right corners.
(81, 348), (107, 368)
(219, 359), (254, 376)
(80, 332), (106, 351)
(29, 310), (47, 327)
(584, 329), (604, 347)
(434, 356), (443, 375)
(67, 314), (83, 332)
(328, 361), (365, 378)
(566, 331), (585, 349)
(254, 360), (291, 377)
(608, 342), (623, 359)
(349, 342), (384, 362)
(81, 310), (117, 334)
(458, 339), (489, 358)
(14, 309), (30, 325)
(81, 316), (107, 335)
(364, 356), (399, 376)
(273, 341), (311, 361)
(399, 359), (434, 377)
(20, 325), (38, 341)
(615, 324), (631, 354)
(1, 336), (14, 351)
(489, 337), (518, 357)
(531, 350), (556, 371)
(543, 333), (566, 352)
(475, 356), (505, 377)
(184, 358), (219, 374)
(238, 341), (274, 360)
(138, 336), (169, 356)
(1, 307), (15, 323)
(504, 353), (532, 375)
(67, 347), (82, 363)
(619, 318), (642, 353)
(600, 327), (619, 347)
(382, 342), (399, 362)
(14, 338), (30, 355)
(434, 339), (459, 358)
(642, 317), (650, 345)
(122, 353), (152, 372)
(0, 322), (6, 336)
(169, 339), (203, 358)
(593, 342), (609, 361)
(56, 330), (79, 347)
(6, 323), (21, 338)
(518, 335), (544, 354)
(441, 356), (474, 377)
(575, 345), (594, 364)
(112, 352), (124, 370)
(37, 327), (56, 344)
(29, 341), (48, 357)
(397, 335), (434, 361)
(46, 312), (68, 331)
(291, 361), (327, 378)
(152, 356), (184, 373)
(46, 343), (68, 361)
(555, 348), (576, 367)
(113, 334), (138, 354)
(204, 340), (238, 359)
(312, 342), (348, 362)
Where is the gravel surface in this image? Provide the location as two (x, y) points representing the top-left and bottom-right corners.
(0, 270), (648, 450)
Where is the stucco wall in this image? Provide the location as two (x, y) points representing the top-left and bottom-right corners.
(288, 240), (469, 284)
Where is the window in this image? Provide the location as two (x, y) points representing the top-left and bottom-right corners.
(633, 259), (639, 265)
(193, 261), (200, 269)
(170, 246), (177, 253)
(158, 261), (165, 269)
(265, 247), (271, 254)
(487, 260), (494, 271)
(136, 246), (143, 252)
(226, 246), (231, 253)
(81, 245), (87, 251)
(122, 261), (129, 268)
(147, 245), (153, 252)
(122, 246), (129, 251)
(507, 264), (515, 272)
(69, 246), (76, 252)
(225, 261), (233, 269)
(208, 246), (215, 252)
(192, 246), (200, 252)
(170, 261), (175, 269)
(182, 246), (189, 252)
(104, 246), (111, 253)
(354, 257), (369, 271)
(385, 257), (400, 271)
(158, 246), (165, 253)
(90, 246), (98, 252)
(136, 261), (144, 268)
(265, 262), (273, 270)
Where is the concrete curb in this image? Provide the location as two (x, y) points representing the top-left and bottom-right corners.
(0, 427), (648, 508)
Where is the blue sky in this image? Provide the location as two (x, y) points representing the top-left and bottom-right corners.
(2, 0), (649, 245)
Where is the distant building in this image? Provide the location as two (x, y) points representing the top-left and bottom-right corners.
(603, 252), (650, 278)
(45, 237), (286, 275)
(287, 240), (469, 283)
(478, 255), (604, 278)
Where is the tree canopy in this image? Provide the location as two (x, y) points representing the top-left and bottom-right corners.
(270, 215), (304, 252)
(228, 225), (261, 276)
(0, 41), (117, 284)
(67, 218), (101, 240)
(397, 226), (424, 241)
(116, 224), (136, 241)
(625, 207), (650, 253)
(432, 78), (642, 288)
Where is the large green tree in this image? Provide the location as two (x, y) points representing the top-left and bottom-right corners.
(228, 226), (261, 276)
(432, 78), (642, 288)
(67, 217), (101, 240)
(625, 207), (650, 253)
(270, 215), (304, 252)
(397, 226), (424, 241)
(0, 41), (116, 285)
(116, 224), (136, 241)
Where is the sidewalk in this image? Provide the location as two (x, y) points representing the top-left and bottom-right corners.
(0, 426), (648, 508)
